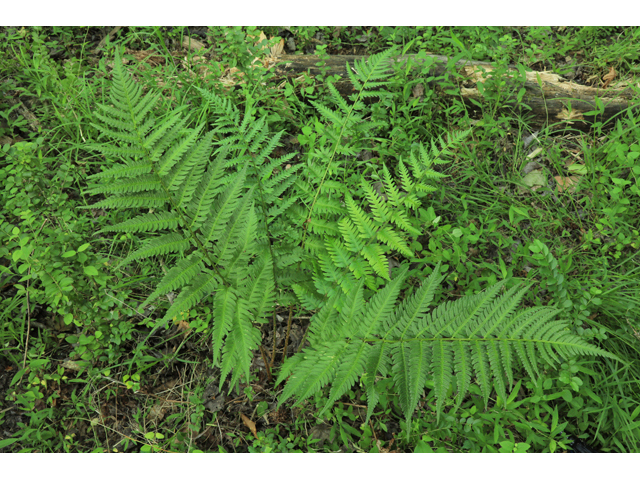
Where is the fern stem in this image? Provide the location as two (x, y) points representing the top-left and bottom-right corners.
(270, 309), (278, 369)
(259, 344), (273, 382)
(283, 304), (293, 361)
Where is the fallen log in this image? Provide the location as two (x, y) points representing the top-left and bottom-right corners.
(268, 53), (639, 130)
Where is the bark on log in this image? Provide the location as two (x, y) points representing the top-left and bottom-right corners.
(268, 53), (639, 130)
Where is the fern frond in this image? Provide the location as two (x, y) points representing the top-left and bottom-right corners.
(307, 290), (343, 342)
(163, 269), (219, 325)
(157, 125), (205, 175)
(220, 297), (261, 390)
(198, 165), (248, 239)
(362, 342), (389, 423)
(142, 110), (189, 151)
(278, 262), (619, 432)
(320, 341), (370, 416)
(99, 211), (181, 234)
(87, 174), (161, 195)
(214, 190), (255, 264)
(92, 117), (141, 144)
(376, 226), (413, 258)
(361, 244), (389, 280)
(117, 232), (191, 268)
(87, 143), (147, 159)
(357, 264), (408, 339)
(278, 340), (349, 406)
(211, 283), (236, 367)
(88, 48), (276, 392)
(164, 130), (216, 191)
(140, 251), (205, 310)
(88, 160), (152, 180)
(222, 203), (257, 277)
(338, 218), (365, 252)
(345, 49), (396, 98)
(452, 341), (473, 409)
(344, 194), (376, 238)
(311, 101), (347, 126)
(245, 254), (275, 323)
(88, 192), (171, 210)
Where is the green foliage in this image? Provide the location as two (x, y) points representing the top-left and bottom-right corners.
(2, 26), (639, 453)
(83, 48), (285, 389)
(0, 140), (111, 335)
(276, 262), (618, 436)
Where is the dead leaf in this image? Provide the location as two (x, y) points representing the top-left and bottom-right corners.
(522, 161), (543, 175)
(602, 66), (616, 89)
(554, 175), (580, 193)
(270, 38), (285, 57)
(523, 131), (540, 149)
(557, 108), (584, 122)
(412, 83), (424, 99)
(376, 438), (400, 453)
(257, 31), (268, 48)
(526, 147), (544, 159)
(148, 403), (167, 422)
(182, 36), (205, 52)
(60, 359), (83, 371)
(309, 424), (334, 447)
(241, 413), (258, 439)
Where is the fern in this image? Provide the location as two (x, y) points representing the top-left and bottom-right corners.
(276, 263), (619, 436)
(84, 48), (297, 389)
(85, 46), (616, 439)
(280, 47), (474, 310)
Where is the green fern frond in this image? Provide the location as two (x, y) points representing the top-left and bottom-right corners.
(99, 211), (181, 234)
(87, 144), (147, 159)
(197, 165), (247, 237)
(157, 125), (205, 175)
(344, 194), (377, 237)
(345, 49), (396, 96)
(278, 262), (619, 433)
(361, 181), (391, 223)
(140, 251), (204, 309)
(142, 111), (189, 151)
(164, 130), (216, 191)
(92, 118), (141, 144)
(245, 254), (275, 323)
(87, 192), (171, 210)
(279, 339), (349, 406)
(324, 238), (352, 269)
(321, 341), (370, 416)
(163, 269), (219, 325)
(292, 283), (327, 311)
(211, 283), (236, 367)
(220, 297), (261, 390)
(338, 218), (365, 252)
(88, 160), (152, 180)
(258, 151), (297, 183)
(312, 101), (347, 126)
(87, 174), (162, 195)
(86, 48), (280, 390)
(117, 232), (191, 268)
(214, 190), (255, 264)
(221, 204), (257, 283)
(376, 226), (413, 258)
(361, 244), (389, 280)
